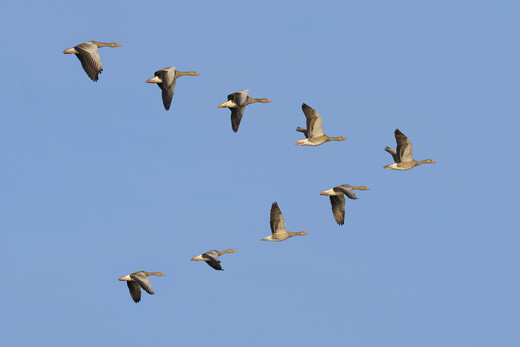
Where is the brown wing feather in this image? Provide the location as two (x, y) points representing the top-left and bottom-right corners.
(394, 129), (413, 162)
(302, 103), (324, 137)
(160, 80), (176, 110)
(231, 106), (245, 132)
(74, 43), (103, 81)
(270, 202), (286, 234)
(203, 252), (223, 270)
(334, 185), (358, 200)
(126, 281), (142, 303)
(330, 195), (346, 225)
(130, 273), (154, 295)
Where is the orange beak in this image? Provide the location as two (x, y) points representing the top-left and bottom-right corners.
(146, 77), (160, 83)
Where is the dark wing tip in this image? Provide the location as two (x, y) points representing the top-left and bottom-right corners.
(301, 103), (310, 110)
(272, 202), (279, 208)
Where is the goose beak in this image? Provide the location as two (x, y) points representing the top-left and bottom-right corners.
(146, 77), (160, 83)
(218, 101), (232, 108)
(116, 44), (121, 47)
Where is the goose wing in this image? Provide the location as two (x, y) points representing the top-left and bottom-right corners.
(160, 83), (176, 110)
(130, 272), (154, 295)
(296, 127), (309, 138)
(395, 129), (413, 162)
(385, 146), (399, 163)
(302, 103), (324, 137)
(228, 89), (249, 106)
(126, 281), (142, 303)
(230, 107), (246, 132)
(334, 185), (358, 200)
(270, 202), (287, 235)
(155, 67), (176, 110)
(330, 195), (346, 225)
(203, 252), (223, 271)
(74, 42), (103, 81)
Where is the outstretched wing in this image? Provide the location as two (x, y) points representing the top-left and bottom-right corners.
(395, 129), (413, 162)
(296, 127), (309, 138)
(74, 42), (102, 81)
(130, 272), (154, 295)
(160, 81), (176, 110)
(126, 281), (142, 303)
(203, 252), (223, 271)
(228, 89), (249, 106)
(270, 202), (287, 235)
(302, 103), (324, 138)
(334, 185), (358, 200)
(385, 146), (399, 163)
(230, 106), (246, 132)
(330, 195), (346, 225)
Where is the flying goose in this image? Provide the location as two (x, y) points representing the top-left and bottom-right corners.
(146, 66), (199, 110)
(321, 184), (370, 225)
(218, 89), (271, 132)
(118, 271), (165, 303)
(384, 129), (435, 170)
(296, 103), (346, 146)
(191, 249), (237, 271)
(262, 202), (308, 241)
(63, 41), (121, 81)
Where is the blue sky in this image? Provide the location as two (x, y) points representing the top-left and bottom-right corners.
(1, 0), (519, 346)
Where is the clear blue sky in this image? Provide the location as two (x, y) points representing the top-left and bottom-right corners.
(1, 1), (519, 346)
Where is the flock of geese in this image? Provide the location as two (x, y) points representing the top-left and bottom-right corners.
(64, 40), (436, 303)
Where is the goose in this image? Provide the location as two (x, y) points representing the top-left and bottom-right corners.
(262, 202), (308, 241)
(321, 184), (370, 225)
(384, 129), (435, 170)
(218, 89), (271, 132)
(191, 249), (237, 271)
(63, 41), (121, 81)
(146, 66), (199, 110)
(118, 271), (165, 303)
(296, 103), (346, 146)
